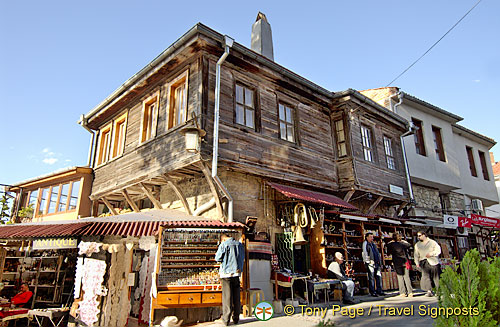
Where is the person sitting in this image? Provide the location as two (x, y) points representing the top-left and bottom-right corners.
(327, 252), (358, 304)
(10, 283), (32, 308)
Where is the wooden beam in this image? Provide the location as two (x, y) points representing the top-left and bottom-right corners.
(101, 197), (118, 216)
(163, 174), (192, 215)
(368, 196), (384, 214)
(394, 202), (408, 217)
(139, 183), (162, 209)
(343, 190), (355, 202)
(196, 161), (224, 219)
(121, 189), (140, 213)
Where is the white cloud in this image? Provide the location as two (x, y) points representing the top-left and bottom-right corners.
(42, 148), (50, 153)
(42, 158), (58, 165)
(65, 159), (72, 162)
(473, 79), (481, 83)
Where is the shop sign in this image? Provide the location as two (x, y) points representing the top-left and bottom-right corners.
(33, 238), (78, 250)
(443, 215), (458, 228)
(470, 214), (500, 229)
(458, 216), (472, 228)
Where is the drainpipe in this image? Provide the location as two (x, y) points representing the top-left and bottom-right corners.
(212, 35), (234, 222)
(393, 92), (415, 202)
(79, 114), (97, 168)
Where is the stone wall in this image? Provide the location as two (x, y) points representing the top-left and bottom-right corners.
(412, 184), (442, 217)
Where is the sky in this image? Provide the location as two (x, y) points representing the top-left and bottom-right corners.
(1, 0), (499, 186)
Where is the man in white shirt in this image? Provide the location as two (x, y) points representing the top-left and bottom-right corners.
(414, 231), (441, 297)
(327, 252), (356, 304)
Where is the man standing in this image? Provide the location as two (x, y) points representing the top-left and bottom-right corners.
(215, 233), (245, 326)
(362, 232), (384, 297)
(327, 252), (357, 304)
(414, 231), (441, 296)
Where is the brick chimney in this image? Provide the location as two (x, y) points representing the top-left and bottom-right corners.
(251, 12), (274, 61)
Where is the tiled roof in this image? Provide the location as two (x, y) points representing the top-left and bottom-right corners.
(493, 162), (500, 177)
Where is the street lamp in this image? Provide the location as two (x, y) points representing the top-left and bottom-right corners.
(180, 126), (206, 153)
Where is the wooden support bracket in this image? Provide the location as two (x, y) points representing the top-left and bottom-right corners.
(101, 197), (118, 216)
(196, 161), (224, 219)
(368, 195), (384, 214)
(343, 190), (355, 202)
(121, 189), (140, 212)
(163, 174), (192, 215)
(139, 183), (162, 210)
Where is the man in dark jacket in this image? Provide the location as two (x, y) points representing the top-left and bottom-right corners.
(215, 233), (245, 326)
(362, 232), (384, 297)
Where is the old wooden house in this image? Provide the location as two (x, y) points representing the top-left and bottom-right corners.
(79, 14), (411, 303)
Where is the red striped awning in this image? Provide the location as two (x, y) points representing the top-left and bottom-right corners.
(268, 182), (358, 210)
(0, 220), (245, 238)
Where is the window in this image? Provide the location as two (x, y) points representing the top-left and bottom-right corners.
(235, 84), (255, 129)
(361, 125), (374, 162)
(57, 183), (70, 212)
(432, 126), (445, 162)
(167, 71), (189, 130)
(68, 181), (80, 210)
(466, 146), (477, 177)
(278, 103), (296, 142)
(47, 185), (59, 214)
(38, 188), (49, 215)
(412, 118), (426, 156)
(478, 151), (490, 180)
(383, 136), (396, 170)
(334, 119), (347, 157)
(96, 123), (112, 166)
(141, 93), (159, 143)
(111, 113), (127, 159)
(26, 190), (38, 209)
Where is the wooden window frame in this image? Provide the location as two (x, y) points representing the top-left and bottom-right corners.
(96, 122), (112, 166)
(432, 125), (446, 162)
(140, 91), (160, 144)
(166, 70), (189, 131)
(234, 82), (258, 130)
(466, 146), (478, 177)
(360, 125), (374, 162)
(412, 118), (426, 156)
(32, 180), (81, 218)
(334, 118), (347, 157)
(277, 102), (297, 143)
(478, 150), (490, 180)
(110, 112), (128, 159)
(383, 135), (396, 170)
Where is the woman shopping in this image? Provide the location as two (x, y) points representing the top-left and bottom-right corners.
(386, 233), (413, 297)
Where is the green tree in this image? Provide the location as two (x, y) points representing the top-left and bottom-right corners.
(0, 192), (11, 224)
(435, 249), (498, 327)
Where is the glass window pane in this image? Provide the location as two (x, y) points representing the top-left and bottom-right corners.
(48, 186), (59, 214)
(244, 88), (253, 108)
(279, 104), (285, 120)
(280, 122), (287, 140)
(38, 188), (49, 215)
(338, 143), (347, 157)
(287, 125), (295, 142)
(235, 105), (245, 125)
(28, 190), (38, 208)
(236, 85), (243, 104)
(58, 183), (70, 212)
(285, 107), (293, 123)
(68, 181), (80, 210)
(245, 109), (254, 128)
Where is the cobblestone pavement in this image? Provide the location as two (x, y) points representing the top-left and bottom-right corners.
(196, 291), (439, 327)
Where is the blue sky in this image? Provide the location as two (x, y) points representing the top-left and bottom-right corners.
(1, 0), (499, 186)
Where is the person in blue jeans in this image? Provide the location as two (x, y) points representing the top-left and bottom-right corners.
(215, 233), (245, 326)
(362, 232), (385, 297)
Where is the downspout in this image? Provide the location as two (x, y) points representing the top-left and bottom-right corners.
(393, 92), (415, 202)
(212, 35), (234, 222)
(79, 114), (97, 168)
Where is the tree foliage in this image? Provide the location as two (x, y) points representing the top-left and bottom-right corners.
(436, 249), (499, 327)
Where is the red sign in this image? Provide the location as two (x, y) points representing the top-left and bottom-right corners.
(458, 216), (472, 228)
(470, 214), (500, 229)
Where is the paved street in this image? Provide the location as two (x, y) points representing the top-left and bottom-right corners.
(198, 291), (438, 327)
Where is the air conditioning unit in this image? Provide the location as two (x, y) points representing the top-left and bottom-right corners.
(471, 199), (484, 213)
(456, 227), (469, 236)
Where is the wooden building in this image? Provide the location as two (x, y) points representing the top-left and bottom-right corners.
(79, 16), (412, 310)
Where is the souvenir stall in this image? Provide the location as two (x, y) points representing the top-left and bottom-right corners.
(151, 223), (247, 326)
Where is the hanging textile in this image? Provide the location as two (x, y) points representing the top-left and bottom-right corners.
(78, 258), (107, 327)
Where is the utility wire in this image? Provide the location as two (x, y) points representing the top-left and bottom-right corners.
(386, 0), (482, 86)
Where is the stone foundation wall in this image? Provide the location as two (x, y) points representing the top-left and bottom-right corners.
(412, 184), (442, 217)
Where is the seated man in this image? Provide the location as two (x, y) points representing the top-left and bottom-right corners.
(327, 252), (357, 304)
(10, 283), (32, 308)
